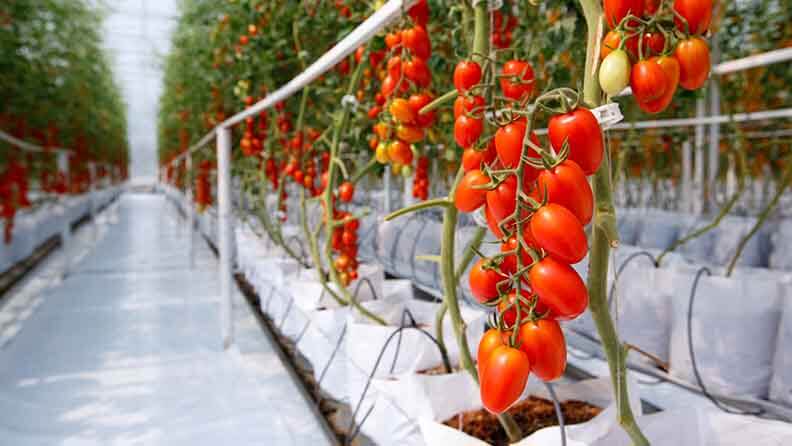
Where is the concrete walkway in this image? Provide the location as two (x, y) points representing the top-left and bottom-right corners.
(0, 193), (333, 446)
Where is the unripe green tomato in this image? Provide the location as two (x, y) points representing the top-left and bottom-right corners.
(445, 148), (456, 161)
(401, 165), (413, 177)
(599, 49), (631, 97)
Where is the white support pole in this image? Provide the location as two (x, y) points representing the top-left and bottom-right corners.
(186, 151), (195, 269)
(384, 165), (392, 214)
(216, 127), (234, 350)
(682, 141), (692, 214)
(694, 98), (706, 214)
(708, 39), (722, 207)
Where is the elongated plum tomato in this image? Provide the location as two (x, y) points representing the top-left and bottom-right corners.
(454, 95), (486, 120)
(499, 60), (534, 101)
(338, 181), (354, 202)
(547, 108), (604, 175)
(408, 93), (435, 127)
(673, 0), (712, 35)
(469, 258), (504, 303)
(485, 204), (505, 238)
(396, 124), (425, 144)
(600, 30), (638, 60)
(477, 328), (505, 376)
(454, 169), (489, 212)
(500, 234), (535, 275)
(675, 37), (710, 90)
(529, 256), (589, 320)
(453, 60), (482, 93)
(389, 98), (415, 124)
(535, 160), (593, 225)
(530, 203), (588, 264)
(462, 140), (497, 172)
(599, 49), (631, 97)
(497, 289), (532, 327)
(518, 319), (567, 381)
(454, 115), (483, 148)
(630, 58), (668, 103)
(486, 175), (518, 222)
(387, 140), (413, 165)
(603, 0), (644, 28)
(642, 32), (666, 57)
(480, 345), (531, 414)
(402, 25), (431, 59)
(494, 119), (541, 174)
(638, 55), (680, 114)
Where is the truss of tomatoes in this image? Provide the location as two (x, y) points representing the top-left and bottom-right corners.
(450, 58), (603, 414)
(599, 0), (713, 114)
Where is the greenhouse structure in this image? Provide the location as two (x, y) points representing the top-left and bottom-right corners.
(2, 0), (792, 445)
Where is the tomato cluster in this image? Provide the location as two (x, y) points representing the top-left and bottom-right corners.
(239, 96), (268, 157)
(329, 187), (360, 287)
(194, 160), (213, 213)
(370, 0), (435, 177)
(412, 156), (430, 200)
(0, 160), (32, 244)
(491, 10), (519, 50)
(599, 0), (713, 113)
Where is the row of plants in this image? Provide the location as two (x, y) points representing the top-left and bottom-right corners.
(0, 0), (129, 243)
(158, 0), (790, 444)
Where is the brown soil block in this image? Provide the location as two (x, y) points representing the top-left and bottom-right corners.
(443, 396), (602, 445)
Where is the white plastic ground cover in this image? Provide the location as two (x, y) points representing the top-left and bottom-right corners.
(770, 284), (792, 406)
(770, 219), (792, 271)
(667, 264), (792, 399)
(419, 376), (644, 446)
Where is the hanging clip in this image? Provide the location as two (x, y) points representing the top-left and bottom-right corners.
(592, 102), (623, 130)
(341, 94), (359, 112)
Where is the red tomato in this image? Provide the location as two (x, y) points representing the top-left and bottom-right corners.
(480, 345), (531, 414)
(408, 93), (435, 127)
(529, 256), (589, 320)
(338, 181), (354, 202)
(675, 37), (710, 90)
(485, 204), (505, 238)
(530, 204), (588, 264)
(645, 0), (661, 15)
(396, 124), (425, 144)
(454, 115), (483, 148)
(494, 119), (541, 169)
(637, 55), (680, 114)
(402, 25), (431, 59)
(453, 60), (482, 93)
(454, 95), (485, 120)
(642, 32), (666, 57)
(630, 58), (668, 103)
(389, 98), (415, 124)
(385, 31), (402, 49)
(367, 105), (382, 119)
(477, 328), (505, 375)
(469, 258), (505, 303)
(454, 169), (489, 212)
(500, 235), (535, 275)
(498, 289), (532, 327)
(386, 56), (402, 79)
(462, 141), (497, 172)
(535, 160), (593, 225)
(381, 74), (398, 97)
(408, 0), (429, 26)
(603, 0), (644, 28)
(673, 0), (712, 35)
(600, 30), (639, 60)
(547, 108), (604, 175)
(518, 319), (567, 381)
(387, 140), (413, 165)
(499, 60), (535, 101)
(342, 230), (357, 246)
(486, 175), (518, 222)
(403, 57), (432, 87)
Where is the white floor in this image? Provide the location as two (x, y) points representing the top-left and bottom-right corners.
(0, 193), (333, 446)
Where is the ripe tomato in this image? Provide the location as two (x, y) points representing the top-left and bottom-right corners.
(386, 56), (402, 79)
(630, 58), (668, 103)
(530, 204), (588, 264)
(396, 124), (425, 144)
(453, 60), (482, 93)
(498, 289), (532, 327)
(638, 55), (680, 113)
(403, 57), (431, 87)
(499, 60), (534, 101)
(454, 95), (485, 120)
(387, 140), (414, 165)
(480, 345), (531, 414)
(381, 74), (398, 97)
(408, 0), (429, 26)
(675, 37), (710, 90)
(334, 253), (351, 271)
(454, 169), (489, 212)
(518, 319), (567, 381)
(485, 204), (505, 238)
(600, 30), (638, 60)
(477, 328), (505, 375)
(603, 0), (644, 28)
(547, 108), (603, 175)
(529, 256), (589, 320)
(454, 115), (483, 148)
(402, 25), (431, 59)
(338, 181), (355, 202)
(367, 105), (382, 119)
(500, 235), (535, 275)
(645, 0), (661, 14)
(486, 175), (517, 222)
(462, 140), (497, 172)
(673, 0), (712, 35)
(494, 119), (540, 169)
(408, 93), (435, 127)
(385, 31), (402, 49)
(389, 98), (415, 124)
(599, 49), (631, 97)
(642, 31), (666, 57)
(469, 258), (505, 303)
(535, 160), (593, 225)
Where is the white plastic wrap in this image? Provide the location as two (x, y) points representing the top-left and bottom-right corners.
(710, 217), (769, 267)
(770, 284), (792, 406)
(769, 219), (792, 271)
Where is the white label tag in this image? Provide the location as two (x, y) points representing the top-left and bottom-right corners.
(341, 94), (359, 112)
(592, 102), (623, 130)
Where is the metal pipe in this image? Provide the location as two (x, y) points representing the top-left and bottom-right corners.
(217, 127), (234, 350)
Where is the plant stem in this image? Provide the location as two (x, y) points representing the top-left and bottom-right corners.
(419, 89), (458, 115)
(384, 197), (450, 221)
(578, 0), (649, 444)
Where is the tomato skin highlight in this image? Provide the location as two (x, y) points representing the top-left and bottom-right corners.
(529, 256), (589, 320)
(480, 345), (531, 414)
(547, 108), (604, 175)
(675, 37), (711, 90)
(469, 259), (505, 303)
(535, 160), (593, 225)
(530, 204), (588, 264)
(518, 319), (567, 381)
(673, 0), (712, 35)
(454, 169), (489, 212)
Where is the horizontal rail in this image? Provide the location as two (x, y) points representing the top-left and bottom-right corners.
(0, 130), (73, 155)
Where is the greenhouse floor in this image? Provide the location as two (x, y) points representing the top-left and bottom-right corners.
(0, 193), (333, 446)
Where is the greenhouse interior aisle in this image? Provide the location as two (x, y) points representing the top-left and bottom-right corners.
(0, 193), (333, 446)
